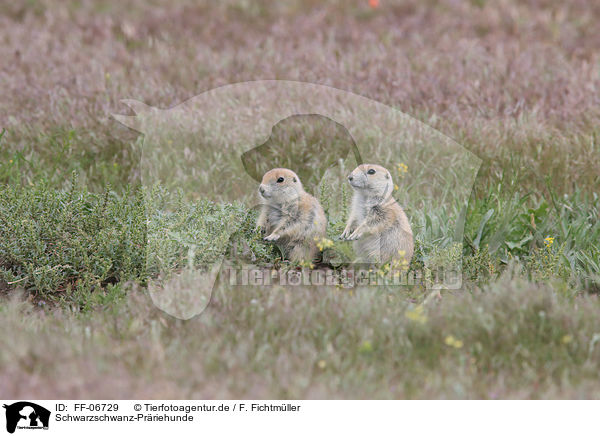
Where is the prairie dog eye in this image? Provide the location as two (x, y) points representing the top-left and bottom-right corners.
(367, 169), (376, 175)
(277, 177), (285, 183)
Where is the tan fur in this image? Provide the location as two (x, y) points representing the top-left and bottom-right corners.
(257, 168), (327, 262)
(340, 164), (413, 265)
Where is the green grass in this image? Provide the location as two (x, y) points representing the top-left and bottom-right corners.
(1, 176), (598, 307)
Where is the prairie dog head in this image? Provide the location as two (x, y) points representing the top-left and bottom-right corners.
(347, 164), (394, 201)
(258, 168), (304, 204)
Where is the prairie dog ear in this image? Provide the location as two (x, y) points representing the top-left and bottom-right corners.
(385, 172), (390, 179)
(293, 177), (297, 182)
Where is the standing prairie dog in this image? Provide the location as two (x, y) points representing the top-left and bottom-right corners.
(340, 164), (413, 265)
(256, 168), (327, 262)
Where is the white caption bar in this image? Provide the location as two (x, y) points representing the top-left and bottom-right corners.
(1, 400), (598, 435)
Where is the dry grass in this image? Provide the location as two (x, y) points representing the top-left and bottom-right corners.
(1, 0), (599, 192)
(2, 273), (600, 399)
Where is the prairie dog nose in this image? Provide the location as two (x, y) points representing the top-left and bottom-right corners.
(259, 185), (266, 194)
(348, 175), (353, 181)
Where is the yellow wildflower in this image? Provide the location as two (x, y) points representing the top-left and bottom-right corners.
(359, 340), (373, 354)
(561, 334), (573, 344)
(445, 335), (464, 349)
(396, 163), (408, 178)
(299, 260), (315, 269)
(315, 237), (334, 251)
(544, 236), (554, 248)
(405, 305), (427, 324)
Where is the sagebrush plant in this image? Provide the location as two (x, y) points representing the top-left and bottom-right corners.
(0, 173), (146, 306)
(146, 184), (277, 276)
(526, 239), (570, 285)
(463, 244), (497, 284)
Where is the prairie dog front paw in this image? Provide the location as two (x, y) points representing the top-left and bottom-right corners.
(264, 233), (281, 242)
(346, 229), (363, 241)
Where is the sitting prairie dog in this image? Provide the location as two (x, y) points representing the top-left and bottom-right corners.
(340, 164), (413, 265)
(256, 168), (327, 262)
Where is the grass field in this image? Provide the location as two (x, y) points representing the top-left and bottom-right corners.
(1, 0), (599, 398)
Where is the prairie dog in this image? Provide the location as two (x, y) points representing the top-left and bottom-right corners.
(340, 164), (413, 264)
(256, 168), (327, 262)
